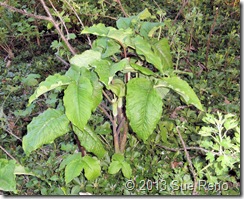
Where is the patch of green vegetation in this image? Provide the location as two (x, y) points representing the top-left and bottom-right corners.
(0, 0), (240, 196)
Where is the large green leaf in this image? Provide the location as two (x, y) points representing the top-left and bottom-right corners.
(152, 38), (173, 71)
(82, 156), (101, 181)
(65, 65), (81, 82)
(69, 50), (101, 69)
(133, 36), (162, 72)
(73, 125), (106, 159)
(92, 37), (121, 58)
(59, 153), (82, 171)
(23, 109), (70, 156)
(93, 59), (128, 87)
(65, 158), (83, 184)
(130, 63), (155, 76)
(28, 74), (71, 105)
(107, 78), (125, 97)
(110, 58), (129, 75)
(89, 72), (103, 111)
(116, 16), (136, 29)
(63, 77), (93, 130)
(0, 159), (16, 192)
(103, 39), (121, 58)
(140, 22), (164, 38)
(92, 59), (112, 87)
(82, 23), (112, 36)
(126, 78), (163, 142)
(156, 77), (203, 111)
(82, 24), (133, 48)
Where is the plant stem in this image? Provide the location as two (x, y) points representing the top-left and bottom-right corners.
(0, 145), (20, 164)
(112, 120), (120, 153)
(205, 7), (219, 68)
(119, 119), (128, 152)
(177, 127), (198, 195)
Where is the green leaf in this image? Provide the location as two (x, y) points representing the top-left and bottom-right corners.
(21, 74), (40, 87)
(82, 23), (133, 48)
(81, 70), (103, 111)
(82, 156), (101, 181)
(126, 78), (163, 142)
(152, 38), (173, 71)
(93, 59), (128, 87)
(224, 118), (238, 131)
(130, 63), (155, 76)
(14, 165), (35, 176)
(73, 125), (106, 159)
(47, 22), (53, 29)
(157, 77), (203, 111)
(107, 28), (133, 46)
(112, 153), (124, 162)
(155, 87), (170, 99)
(107, 78), (125, 97)
(67, 33), (76, 40)
(82, 23), (111, 36)
(92, 37), (121, 58)
(140, 22), (163, 38)
(202, 113), (216, 124)
(133, 36), (162, 72)
(108, 161), (122, 175)
(159, 126), (168, 143)
(65, 158), (83, 184)
(69, 50), (101, 69)
(0, 159), (16, 192)
(28, 74), (71, 105)
(59, 153), (82, 171)
(63, 77), (93, 130)
(110, 58), (129, 75)
(95, 121), (111, 135)
(102, 39), (121, 58)
(206, 152), (215, 162)
(23, 109), (70, 156)
(65, 65), (81, 82)
(116, 16), (136, 29)
(121, 162), (132, 179)
(93, 59), (112, 87)
(137, 8), (151, 20)
(199, 126), (215, 137)
(89, 73), (103, 111)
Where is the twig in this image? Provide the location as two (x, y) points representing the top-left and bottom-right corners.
(177, 127), (198, 195)
(98, 104), (113, 123)
(115, 0), (128, 17)
(62, 0), (92, 47)
(205, 7), (219, 68)
(119, 119), (128, 152)
(172, 0), (189, 26)
(55, 54), (70, 67)
(39, 0), (77, 55)
(102, 90), (113, 103)
(3, 128), (22, 142)
(116, 116), (125, 135)
(156, 144), (221, 156)
(47, 0), (69, 36)
(73, 132), (86, 157)
(0, 2), (50, 21)
(83, 13), (117, 20)
(0, 145), (20, 164)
